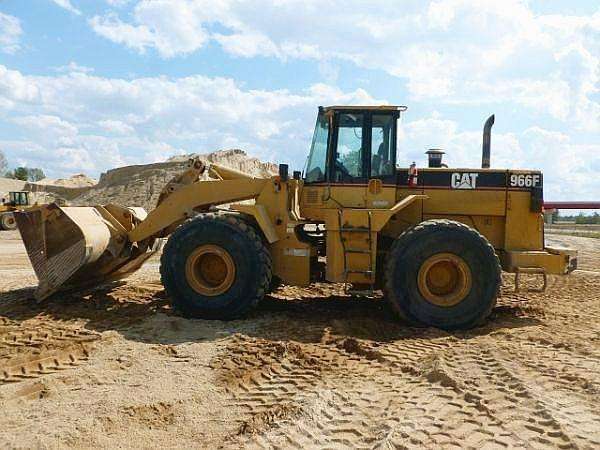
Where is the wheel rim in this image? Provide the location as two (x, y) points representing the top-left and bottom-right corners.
(417, 253), (472, 307)
(185, 244), (236, 296)
(2, 214), (16, 229)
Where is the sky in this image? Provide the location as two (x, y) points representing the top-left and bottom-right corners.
(0, 0), (598, 202)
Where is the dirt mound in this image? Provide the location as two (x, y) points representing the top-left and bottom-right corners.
(40, 174), (97, 188)
(0, 175), (94, 205)
(167, 148), (278, 176)
(0, 177), (27, 201)
(72, 149), (277, 210)
(2, 149), (275, 209)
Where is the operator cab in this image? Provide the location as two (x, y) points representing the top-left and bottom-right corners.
(8, 191), (29, 207)
(304, 105), (406, 185)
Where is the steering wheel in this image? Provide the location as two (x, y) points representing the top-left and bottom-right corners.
(335, 160), (351, 177)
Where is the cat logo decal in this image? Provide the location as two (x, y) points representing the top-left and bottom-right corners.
(451, 173), (479, 189)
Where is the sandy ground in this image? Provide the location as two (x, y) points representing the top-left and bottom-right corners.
(0, 230), (599, 449)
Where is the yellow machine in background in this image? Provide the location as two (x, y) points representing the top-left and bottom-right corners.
(0, 191), (31, 230)
(15, 106), (576, 330)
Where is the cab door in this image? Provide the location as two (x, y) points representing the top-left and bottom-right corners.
(327, 110), (398, 209)
(366, 113), (398, 209)
(327, 111), (369, 207)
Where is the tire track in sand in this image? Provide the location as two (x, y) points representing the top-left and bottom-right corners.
(0, 319), (100, 386)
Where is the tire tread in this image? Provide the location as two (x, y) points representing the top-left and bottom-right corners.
(383, 219), (501, 329)
(160, 211), (272, 319)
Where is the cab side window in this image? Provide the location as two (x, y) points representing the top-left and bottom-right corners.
(334, 113), (364, 182)
(371, 114), (395, 178)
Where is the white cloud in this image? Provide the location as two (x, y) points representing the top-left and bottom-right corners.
(50, 0), (81, 15)
(54, 62), (95, 74)
(12, 114), (79, 139)
(1, 62), (597, 201)
(0, 65), (381, 177)
(213, 31), (279, 59)
(97, 119), (134, 134)
(553, 44), (600, 132)
(0, 65), (40, 106)
(87, 0), (600, 133)
(0, 12), (22, 54)
(88, 14), (156, 54)
(106, 0), (131, 6)
(90, 0), (222, 57)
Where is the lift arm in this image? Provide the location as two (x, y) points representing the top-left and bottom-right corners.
(128, 177), (269, 243)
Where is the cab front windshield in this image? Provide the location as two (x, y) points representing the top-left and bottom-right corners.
(9, 192), (28, 206)
(304, 112), (329, 183)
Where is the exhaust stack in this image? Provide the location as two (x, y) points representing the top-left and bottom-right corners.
(482, 114), (495, 169)
(425, 149), (445, 168)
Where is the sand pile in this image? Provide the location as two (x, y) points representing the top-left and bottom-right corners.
(0, 178), (27, 202)
(0, 176), (92, 205)
(40, 174), (97, 188)
(167, 148), (278, 177)
(73, 149), (277, 210)
(1, 149), (276, 209)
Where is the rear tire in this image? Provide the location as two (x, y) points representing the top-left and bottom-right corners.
(160, 212), (272, 320)
(384, 219), (501, 330)
(0, 213), (17, 230)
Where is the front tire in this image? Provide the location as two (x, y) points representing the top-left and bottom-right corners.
(160, 213), (272, 320)
(0, 213), (17, 230)
(384, 219), (501, 330)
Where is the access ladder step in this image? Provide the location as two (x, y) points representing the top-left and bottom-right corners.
(345, 248), (371, 254)
(339, 227), (370, 232)
(346, 270), (374, 275)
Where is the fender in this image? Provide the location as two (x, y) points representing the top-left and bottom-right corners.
(229, 203), (280, 243)
(370, 194), (428, 231)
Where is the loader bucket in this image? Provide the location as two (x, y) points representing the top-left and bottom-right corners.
(15, 203), (159, 300)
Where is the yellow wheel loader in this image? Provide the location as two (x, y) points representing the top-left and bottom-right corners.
(15, 106), (576, 330)
(1, 191), (31, 230)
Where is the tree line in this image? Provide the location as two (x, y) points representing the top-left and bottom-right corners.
(554, 211), (600, 225)
(0, 150), (46, 182)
